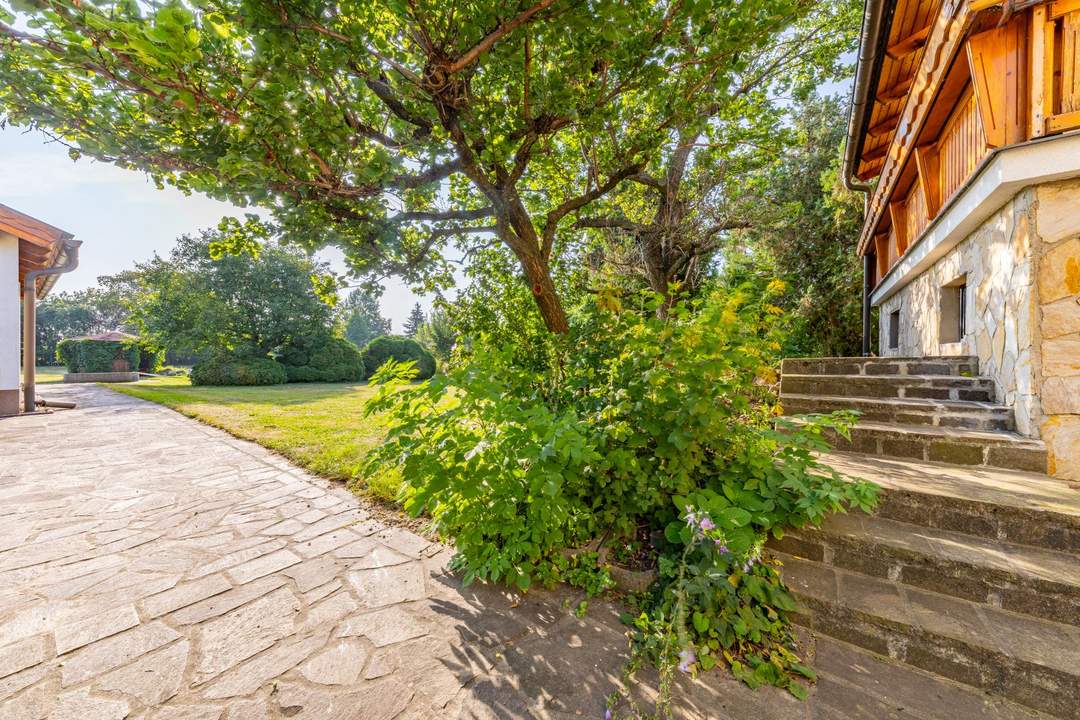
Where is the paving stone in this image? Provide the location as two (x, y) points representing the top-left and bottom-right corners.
(201, 634), (326, 699)
(54, 603), (140, 655)
(95, 639), (189, 705)
(374, 527), (431, 559)
(0, 634), (48, 679)
(61, 622), (181, 687)
(348, 562), (427, 608)
(0, 664), (49, 703)
(281, 556), (340, 593)
(336, 605), (431, 647)
(293, 529), (360, 558)
(150, 704), (224, 720)
(300, 591), (358, 631)
(188, 540), (286, 580)
(269, 679), (413, 720)
(0, 680), (54, 720)
(51, 688), (130, 720)
(141, 574), (232, 618)
(298, 639), (368, 685)
(171, 575), (287, 625)
(258, 518), (304, 536)
(193, 587), (301, 683)
(226, 549), (301, 584)
(222, 699), (268, 720)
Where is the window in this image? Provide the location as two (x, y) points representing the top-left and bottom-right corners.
(940, 277), (967, 344)
(888, 309), (901, 350)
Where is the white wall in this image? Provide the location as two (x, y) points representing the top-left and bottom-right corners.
(0, 232), (20, 414)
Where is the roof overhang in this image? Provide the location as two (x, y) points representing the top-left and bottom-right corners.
(843, 0), (898, 192)
(0, 203), (76, 299)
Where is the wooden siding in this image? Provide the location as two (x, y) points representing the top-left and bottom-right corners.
(1060, 7), (1080, 112)
(938, 88), (989, 204)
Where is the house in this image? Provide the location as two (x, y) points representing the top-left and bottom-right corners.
(0, 203), (81, 415)
(843, 0), (1080, 478)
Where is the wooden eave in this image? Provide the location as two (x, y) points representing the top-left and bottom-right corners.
(852, 0), (946, 184)
(855, 0), (977, 255)
(0, 203), (74, 293)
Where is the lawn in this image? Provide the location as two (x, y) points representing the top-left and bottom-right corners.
(35, 366), (65, 384)
(107, 375), (398, 500)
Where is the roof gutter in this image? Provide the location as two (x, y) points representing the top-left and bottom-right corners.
(843, 0), (890, 194)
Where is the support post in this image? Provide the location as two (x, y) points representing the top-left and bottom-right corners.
(862, 254), (874, 356)
(22, 286), (36, 413)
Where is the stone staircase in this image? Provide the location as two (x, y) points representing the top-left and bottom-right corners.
(770, 356), (1080, 719)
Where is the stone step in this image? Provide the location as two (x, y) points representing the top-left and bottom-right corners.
(784, 418), (1047, 473)
(782, 394), (1015, 432)
(780, 373), (995, 402)
(810, 635), (1056, 720)
(775, 552), (1080, 719)
(821, 452), (1080, 553)
(782, 356), (980, 378)
(768, 512), (1080, 626)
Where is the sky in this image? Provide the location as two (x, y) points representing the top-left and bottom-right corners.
(0, 125), (431, 332)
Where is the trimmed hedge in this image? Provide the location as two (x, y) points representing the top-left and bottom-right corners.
(190, 353), (287, 386)
(280, 335), (365, 383)
(360, 335), (436, 380)
(57, 338), (140, 373)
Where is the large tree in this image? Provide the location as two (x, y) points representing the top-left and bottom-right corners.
(1, 0), (813, 333)
(575, 0), (858, 307)
(131, 230), (335, 357)
(338, 288), (391, 348)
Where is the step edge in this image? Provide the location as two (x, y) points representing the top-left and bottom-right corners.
(781, 417), (1046, 448)
(780, 394), (1012, 412)
(775, 551), (1080, 678)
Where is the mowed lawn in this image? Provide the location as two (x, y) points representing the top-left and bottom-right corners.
(35, 366), (66, 384)
(107, 376), (398, 500)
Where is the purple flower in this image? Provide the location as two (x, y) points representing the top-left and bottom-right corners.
(699, 517), (716, 532)
(604, 710), (613, 720)
(714, 540), (728, 553)
(678, 647), (696, 673)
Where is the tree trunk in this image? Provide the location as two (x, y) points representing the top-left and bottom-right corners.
(516, 248), (569, 333)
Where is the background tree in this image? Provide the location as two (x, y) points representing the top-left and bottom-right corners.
(403, 303), (426, 338)
(1, 0), (817, 333)
(415, 306), (456, 362)
(719, 94), (866, 357)
(130, 230), (335, 358)
(337, 288), (392, 349)
(34, 272), (140, 364)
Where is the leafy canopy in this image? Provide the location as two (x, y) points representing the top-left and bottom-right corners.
(1, 0), (815, 331)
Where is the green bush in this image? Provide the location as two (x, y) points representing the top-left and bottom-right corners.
(360, 335), (436, 380)
(56, 338), (140, 373)
(280, 335), (365, 383)
(190, 353), (287, 386)
(362, 286), (877, 698)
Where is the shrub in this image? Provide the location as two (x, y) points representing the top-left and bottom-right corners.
(190, 353), (287, 386)
(362, 286), (877, 698)
(360, 335), (435, 380)
(280, 335), (365, 383)
(137, 341), (165, 373)
(57, 337), (140, 373)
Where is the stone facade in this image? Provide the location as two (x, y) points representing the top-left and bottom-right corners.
(877, 178), (1080, 479)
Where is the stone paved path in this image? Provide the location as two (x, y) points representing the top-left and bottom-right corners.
(0, 384), (948, 720)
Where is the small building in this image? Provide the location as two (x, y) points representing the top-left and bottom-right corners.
(845, 0), (1080, 477)
(0, 203), (81, 415)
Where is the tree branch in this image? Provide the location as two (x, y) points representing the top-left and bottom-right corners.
(541, 163), (644, 257)
(390, 207), (495, 224)
(445, 0), (559, 74)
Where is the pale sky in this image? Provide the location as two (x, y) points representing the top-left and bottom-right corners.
(0, 125), (431, 332)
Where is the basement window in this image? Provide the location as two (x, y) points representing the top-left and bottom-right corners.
(940, 277), (967, 344)
(888, 309), (901, 350)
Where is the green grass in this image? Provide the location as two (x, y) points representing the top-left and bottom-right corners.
(35, 366), (65, 384)
(106, 375), (399, 500)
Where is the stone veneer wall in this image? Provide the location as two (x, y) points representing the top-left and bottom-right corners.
(876, 177), (1080, 479)
(1033, 178), (1080, 480)
(877, 189), (1039, 435)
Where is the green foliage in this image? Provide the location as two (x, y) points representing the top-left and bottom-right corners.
(280, 335), (366, 383)
(721, 94), (868, 357)
(1, 0), (828, 331)
(137, 340), (165, 373)
(338, 289), (392, 349)
(415, 306), (457, 363)
(129, 230), (335, 359)
(57, 338), (140, 374)
(362, 287), (877, 691)
(360, 335), (436, 381)
(190, 353), (287, 386)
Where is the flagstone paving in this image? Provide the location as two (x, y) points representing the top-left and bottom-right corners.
(0, 384), (1040, 719)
